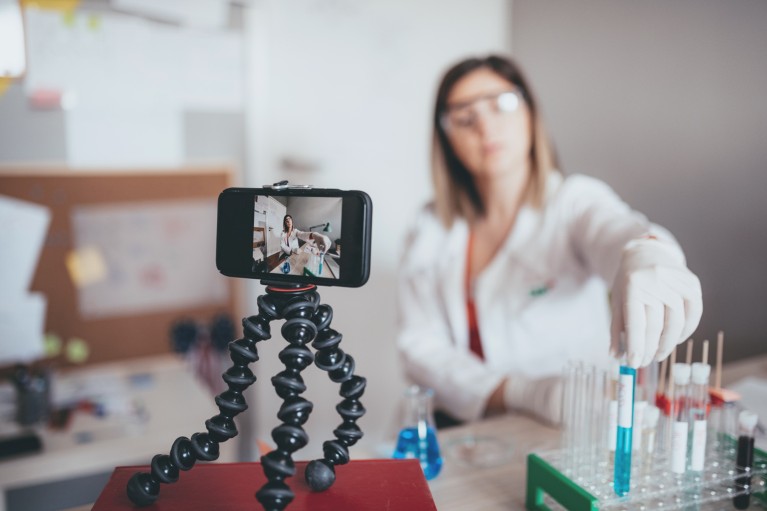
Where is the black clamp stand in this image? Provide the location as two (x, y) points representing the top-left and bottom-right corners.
(126, 282), (367, 511)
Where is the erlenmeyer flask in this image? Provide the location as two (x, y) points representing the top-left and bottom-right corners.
(392, 385), (443, 480)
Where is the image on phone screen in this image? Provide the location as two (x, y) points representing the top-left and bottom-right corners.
(253, 195), (342, 280)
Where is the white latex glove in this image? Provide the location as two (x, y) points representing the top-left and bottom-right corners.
(310, 233), (331, 253)
(610, 238), (703, 368)
(504, 375), (563, 426)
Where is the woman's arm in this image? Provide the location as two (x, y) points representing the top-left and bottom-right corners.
(565, 175), (659, 283)
(294, 230), (331, 252)
(565, 175), (701, 366)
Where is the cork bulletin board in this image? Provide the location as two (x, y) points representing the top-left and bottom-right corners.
(0, 166), (240, 367)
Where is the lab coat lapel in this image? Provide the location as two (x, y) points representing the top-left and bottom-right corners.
(472, 205), (545, 363)
(438, 220), (470, 351)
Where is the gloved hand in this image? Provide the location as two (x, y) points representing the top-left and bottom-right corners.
(311, 233), (331, 253)
(610, 238), (703, 368)
(504, 374), (562, 426)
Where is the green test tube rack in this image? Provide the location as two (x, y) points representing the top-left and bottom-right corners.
(526, 440), (767, 511)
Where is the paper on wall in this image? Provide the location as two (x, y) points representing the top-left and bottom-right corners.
(0, 195), (51, 296)
(70, 199), (227, 319)
(0, 0), (27, 77)
(0, 293), (47, 364)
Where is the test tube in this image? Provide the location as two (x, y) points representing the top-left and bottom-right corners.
(614, 365), (635, 496)
(594, 366), (605, 481)
(656, 357), (668, 411)
(607, 363), (619, 465)
(562, 362), (576, 473)
(632, 401), (647, 455)
(670, 363), (691, 475)
(733, 410), (758, 510)
(643, 361), (659, 409)
(688, 362), (711, 473)
(659, 350), (677, 454)
(641, 405), (660, 476)
(590, 365), (606, 484)
(574, 362), (586, 479)
(718, 401), (738, 458)
(585, 365), (597, 483)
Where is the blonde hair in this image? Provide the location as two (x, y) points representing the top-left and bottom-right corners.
(431, 55), (559, 227)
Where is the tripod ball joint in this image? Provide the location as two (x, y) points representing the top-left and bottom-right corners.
(305, 459), (336, 492)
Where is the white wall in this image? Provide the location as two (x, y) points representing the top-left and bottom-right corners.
(511, 0), (767, 363)
(242, 0), (511, 459)
(287, 196), (342, 243)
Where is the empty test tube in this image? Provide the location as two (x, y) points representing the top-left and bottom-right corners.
(607, 362), (619, 464)
(632, 401), (647, 455)
(641, 405), (660, 475)
(718, 401), (738, 457)
(670, 363), (691, 475)
(562, 363), (576, 473)
(689, 362), (711, 473)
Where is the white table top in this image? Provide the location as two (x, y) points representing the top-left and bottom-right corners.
(59, 353), (767, 511)
(429, 413), (559, 511)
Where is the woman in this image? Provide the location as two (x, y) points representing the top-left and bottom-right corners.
(396, 55), (702, 425)
(281, 214), (331, 256)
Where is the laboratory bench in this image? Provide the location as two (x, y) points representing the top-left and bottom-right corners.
(50, 353), (767, 511)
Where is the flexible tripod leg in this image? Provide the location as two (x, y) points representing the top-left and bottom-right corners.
(126, 293), (276, 506)
(126, 284), (366, 511)
(255, 292), (367, 500)
(255, 288), (319, 510)
(304, 302), (367, 491)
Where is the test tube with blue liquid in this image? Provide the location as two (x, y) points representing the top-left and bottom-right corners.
(614, 365), (635, 496)
(392, 385), (443, 480)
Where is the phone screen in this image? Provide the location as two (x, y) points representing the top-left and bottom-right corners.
(217, 187), (371, 287)
(253, 195), (343, 279)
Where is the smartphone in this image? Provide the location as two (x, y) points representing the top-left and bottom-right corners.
(216, 185), (372, 287)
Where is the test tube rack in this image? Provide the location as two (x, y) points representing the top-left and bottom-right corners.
(526, 440), (767, 510)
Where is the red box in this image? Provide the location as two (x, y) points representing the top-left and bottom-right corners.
(92, 459), (437, 511)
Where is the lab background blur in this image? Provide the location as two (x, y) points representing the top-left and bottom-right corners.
(1, 0), (765, 497)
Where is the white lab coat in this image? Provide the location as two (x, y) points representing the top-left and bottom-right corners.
(396, 173), (682, 422)
(281, 229), (310, 255)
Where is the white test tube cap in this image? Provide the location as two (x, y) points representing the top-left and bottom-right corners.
(673, 363), (691, 386)
(691, 362), (711, 385)
(643, 404), (661, 429)
(738, 410), (759, 435)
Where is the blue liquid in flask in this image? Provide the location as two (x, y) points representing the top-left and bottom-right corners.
(392, 424), (443, 480)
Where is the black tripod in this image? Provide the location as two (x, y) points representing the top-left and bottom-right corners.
(126, 282), (367, 511)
